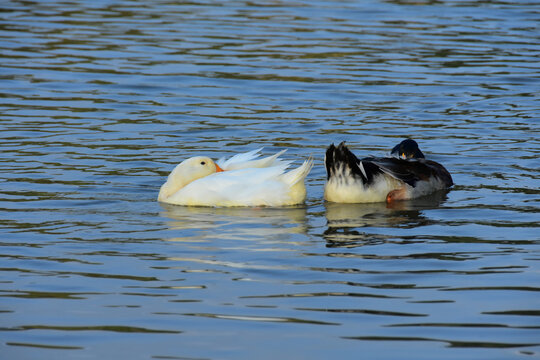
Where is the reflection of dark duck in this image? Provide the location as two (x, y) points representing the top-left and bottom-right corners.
(325, 190), (448, 228)
(324, 142), (453, 203)
(391, 138), (425, 159)
(323, 190), (450, 248)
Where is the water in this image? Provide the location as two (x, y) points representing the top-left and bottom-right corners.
(1, 0), (539, 359)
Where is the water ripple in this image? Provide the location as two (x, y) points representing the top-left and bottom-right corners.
(1, 0), (538, 359)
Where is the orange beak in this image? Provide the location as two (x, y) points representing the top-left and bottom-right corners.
(215, 163), (224, 172)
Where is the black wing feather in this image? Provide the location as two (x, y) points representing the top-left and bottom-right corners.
(363, 157), (420, 187)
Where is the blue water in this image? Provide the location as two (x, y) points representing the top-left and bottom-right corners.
(1, 0), (539, 359)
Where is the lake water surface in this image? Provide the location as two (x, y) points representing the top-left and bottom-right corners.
(1, 0), (539, 359)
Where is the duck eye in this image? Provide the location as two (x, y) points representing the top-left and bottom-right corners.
(200, 161), (206, 165)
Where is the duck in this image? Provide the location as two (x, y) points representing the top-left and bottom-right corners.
(324, 141), (453, 203)
(158, 148), (313, 207)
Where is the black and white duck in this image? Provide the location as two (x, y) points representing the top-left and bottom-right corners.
(324, 141), (453, 203)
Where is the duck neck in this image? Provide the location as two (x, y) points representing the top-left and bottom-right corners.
(157, 167), (190, 202)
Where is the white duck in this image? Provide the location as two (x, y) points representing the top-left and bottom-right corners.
(158, 149), (313, 207)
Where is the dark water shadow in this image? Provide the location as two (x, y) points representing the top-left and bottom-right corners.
(323, 190), (450, 248)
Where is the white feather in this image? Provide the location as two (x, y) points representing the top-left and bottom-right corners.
(324, 173), (405, 203)
(216, 149), (289, 170)
(358, 161), (367, 179)
(217, 148), (262, 169)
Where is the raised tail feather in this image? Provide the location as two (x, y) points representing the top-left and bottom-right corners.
(325, 142), (377, 183)
(281, 158), (313, 186)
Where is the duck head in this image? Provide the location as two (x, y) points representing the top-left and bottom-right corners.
(391, 139), (425, 159)
(158, 156), (224, 202)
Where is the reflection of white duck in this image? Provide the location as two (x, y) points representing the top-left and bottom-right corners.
(160, 202), (308, 236)
(158, 149), (313, 207)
